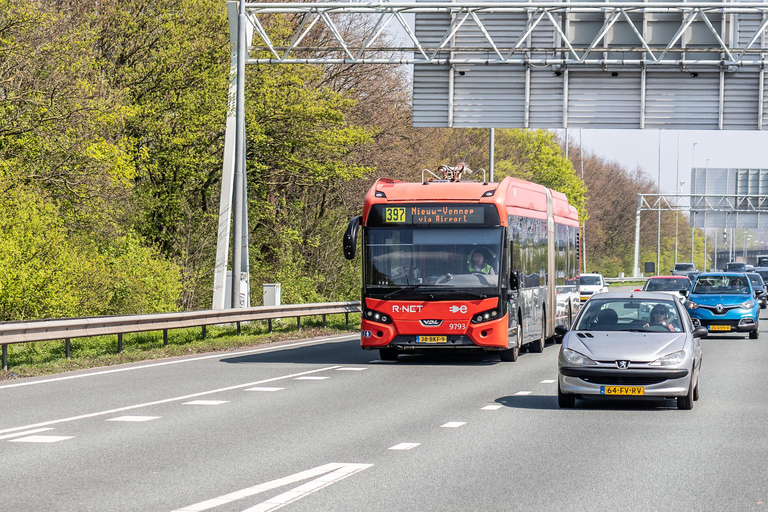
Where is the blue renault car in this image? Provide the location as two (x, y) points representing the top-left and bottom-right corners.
(686, 273), (760, 339)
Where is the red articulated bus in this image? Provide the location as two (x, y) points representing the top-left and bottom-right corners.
(343, 165), (580, 362)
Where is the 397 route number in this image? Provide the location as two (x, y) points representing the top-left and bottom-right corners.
(448, 323), (466, 331)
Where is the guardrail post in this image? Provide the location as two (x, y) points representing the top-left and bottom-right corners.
(237, 321), (241, 335)
(2, 344), (7, 371)
(267, 318), (272, 333)
(345, 312), (349, 326)
(65, 338), (71, 359)
(163, 329), (168, 347)
(322, 314), (327, 328)
(297, 317), (301, 330)
(117, 333), (123, 353)
(202, 325), (207, 339)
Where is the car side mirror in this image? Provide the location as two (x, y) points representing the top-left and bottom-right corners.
(680, 289), (689, 297)
(554, 324), (569, 337)
(693, 327), (709, 338)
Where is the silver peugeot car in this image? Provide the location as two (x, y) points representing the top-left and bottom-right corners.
(556, 292), (706, 410)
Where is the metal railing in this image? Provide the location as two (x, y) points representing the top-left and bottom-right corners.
(0, 302), (362, 371)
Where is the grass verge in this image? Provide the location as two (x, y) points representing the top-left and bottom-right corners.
(0, 315), (360, 381)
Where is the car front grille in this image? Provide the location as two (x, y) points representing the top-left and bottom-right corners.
(580, 376), (669, 386)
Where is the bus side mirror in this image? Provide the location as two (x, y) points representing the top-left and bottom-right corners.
(343, 216), (362, 260)
(509, 270), (521, 291)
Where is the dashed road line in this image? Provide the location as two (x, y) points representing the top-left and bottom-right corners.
(183, 400), (229, 406)
(294, 376), (329, 381)
(441, 422), (466, 428)
(540, 379), (556, 384)
(514, 391), (533, 396)
(481, 404), (503, 411)
(389, 443), (420, 451)
(106, 416), (160, 422)
(0, 366), (342, 436)
(245, 387), (284, 392)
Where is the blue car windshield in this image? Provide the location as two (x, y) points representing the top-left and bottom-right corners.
(692, 275), (750, 295)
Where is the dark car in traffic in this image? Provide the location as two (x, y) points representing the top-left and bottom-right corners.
(746, 272), (767, 309)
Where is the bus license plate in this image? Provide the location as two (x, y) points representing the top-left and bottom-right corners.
(601, 386), (644, 396)
(417, 336), (447, 343)
(709, 325), (731, 331)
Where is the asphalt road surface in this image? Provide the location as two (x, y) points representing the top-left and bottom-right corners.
(2, 315), (767, 511)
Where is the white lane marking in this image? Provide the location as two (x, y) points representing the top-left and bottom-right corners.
(335, 367), (367, 371)
(514, 391), (533, 396)
(183, 400), (228, 406)
(0, 334), (359, 390)
(481, 404), (503, 411)
(294, 376), (329, 381)
(540, 379), (556, 384)
(106, 416), (160, 422)
(240, 464), (373, 512)
(9, 435), (73, 443)
(440, 422), (466, 428)
(171, 463), (373, 512)
(389, 443), (420, 450)
(0, 428), (55, 440)
(0, 366), (342, 436)
(244, 387), (284, 392)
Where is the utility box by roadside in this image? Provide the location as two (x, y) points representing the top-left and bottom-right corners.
(644, 262), (655, 275)
(223, 271), (251, 309)
(263, 283), (281, 307)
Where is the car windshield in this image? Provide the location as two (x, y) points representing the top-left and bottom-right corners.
(644, 278), (690, 292)
(574, 298), (682, 332)
(364, 227), (502, 289)
(747, 273), (763, 286)
(674, 264), (694, 271)
(692, 275), (751, 295)
(580, 276), (602, 286)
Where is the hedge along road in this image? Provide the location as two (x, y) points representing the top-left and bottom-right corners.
(1, 326), (766, 511)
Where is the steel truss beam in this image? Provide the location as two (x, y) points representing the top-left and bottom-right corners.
(242, 1), (768, 67)
(632, 193), (768, 276)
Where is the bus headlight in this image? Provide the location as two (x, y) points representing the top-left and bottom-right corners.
(364, 309), (392, 324)
(471, 309), (500, 324)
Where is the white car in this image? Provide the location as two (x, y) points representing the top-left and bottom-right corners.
(579, 273), (609, 303)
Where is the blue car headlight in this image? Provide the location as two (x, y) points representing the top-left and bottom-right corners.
(649, 350), (686, 367)
(740, 300), (755, 309)
(562, 348), (597, 366)
(686, 301), (700, 310)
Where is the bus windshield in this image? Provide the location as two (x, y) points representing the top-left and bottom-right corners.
(364, 227), (503, 289)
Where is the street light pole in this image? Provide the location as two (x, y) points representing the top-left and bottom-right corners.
(657, 130), (661, 276)
(675, 132), (680, 264)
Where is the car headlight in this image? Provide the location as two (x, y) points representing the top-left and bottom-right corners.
(686, 301), (700, 310)
(562, 348), (597, 366)
(740, 300), (755, 309)
(649, 350), (686, 366)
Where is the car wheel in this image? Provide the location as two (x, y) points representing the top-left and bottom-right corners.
(558, 382), (575, 408)
(500, 324), (521, 362)
(750, 325), (759, 339)
(677, 374), (695, 410)
(530, 312), (546, 353)
(379, 348), (399, 361)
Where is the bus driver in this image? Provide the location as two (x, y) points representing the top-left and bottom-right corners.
(468, 247), (495, 275)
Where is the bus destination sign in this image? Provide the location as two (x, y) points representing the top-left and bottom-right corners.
(374, 204), (491, 226)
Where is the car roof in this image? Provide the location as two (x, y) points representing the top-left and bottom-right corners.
(585, 291), (679, 301)
(580, 273), (603, 277)
(697, 272), (748, 277)
(648, 275), (689, 279)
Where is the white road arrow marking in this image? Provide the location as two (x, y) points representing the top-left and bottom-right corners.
(172, 463), (372, 512)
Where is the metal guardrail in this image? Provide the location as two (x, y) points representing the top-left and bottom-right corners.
(605, 277), (649, 283)
(0, 302), (362, 371)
